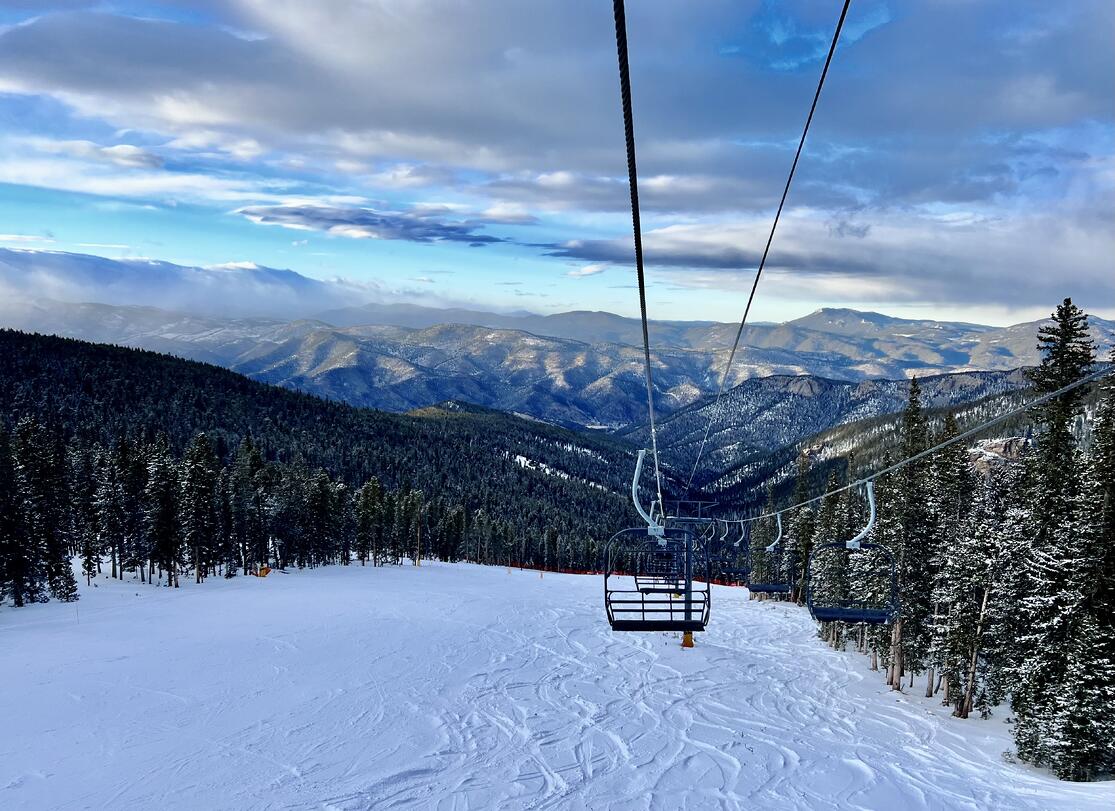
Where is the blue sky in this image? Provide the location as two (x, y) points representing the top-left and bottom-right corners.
(0, 0), (1111, 324)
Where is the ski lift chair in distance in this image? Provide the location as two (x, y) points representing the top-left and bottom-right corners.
(707, 520), (732, 569)
(747, 513), (794, 595)
(603, 450), (711, 634)
(719, 521), (752, 584)
(804, 480), (899, 625)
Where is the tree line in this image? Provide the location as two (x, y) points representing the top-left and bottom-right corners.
(0, 423), (593, 603)
(743, 299), (1113, 781)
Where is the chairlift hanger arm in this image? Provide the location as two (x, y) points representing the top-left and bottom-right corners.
(631, 449), (664, 536)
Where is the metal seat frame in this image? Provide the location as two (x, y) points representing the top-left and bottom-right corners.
(804, 481), (899, 625)
(603, 450), (712, 633)
(747, 513), (794, 594)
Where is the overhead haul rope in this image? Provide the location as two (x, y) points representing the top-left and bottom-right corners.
(613, 0), (665, 515)
(734, 365), (1114, 524)
(685, 0), (854, 493)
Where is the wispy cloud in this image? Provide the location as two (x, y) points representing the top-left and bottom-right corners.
(30, 138), (163, 168)
(238, 203), (508, 246)
(566, 263), (607, 278)
(0, 234), (54, 244)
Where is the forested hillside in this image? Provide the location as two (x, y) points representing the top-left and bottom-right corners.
(630, 368), (1034, 488)
(739, 300), (1114, 782)
(0, 329), (642, 606)
(706, 367), (1111, 508)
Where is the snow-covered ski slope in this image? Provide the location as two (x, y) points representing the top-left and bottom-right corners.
(2, 564), (1110, 810)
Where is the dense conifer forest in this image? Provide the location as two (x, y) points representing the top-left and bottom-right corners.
(0, 329), (639, 603)
(742, 300), (1114, 781)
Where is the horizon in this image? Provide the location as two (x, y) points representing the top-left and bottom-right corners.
(0, 1), (1111, 326)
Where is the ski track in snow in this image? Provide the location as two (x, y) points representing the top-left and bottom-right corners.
(1, 564), (1110, 811)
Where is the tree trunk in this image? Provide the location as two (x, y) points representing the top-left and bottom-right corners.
(925, 667), (935, 698)
(888, 619), (903, 689)
(957, 586), (991, 719)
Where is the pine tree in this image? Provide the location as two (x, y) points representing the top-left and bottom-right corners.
(0, 425), (39, 607)
(891, 377), (934, 689)
(144, 439), (182, 587)
(1045, 376), (1115, 780)
(809, 472), (850, 647)
(13, 418), (77, 602)
(866, 463), (902, 673)
(115, 436), (149, 582)
(69, 444), (101, 587)
(216, 468), (238, 577)
(788, 452), (815, 602)
(355, 478), (383, 566)
(926, 414), (975, 698)
(180, 434), (219, 583)
(933, 473), (1003, 717)
(1011, 299), (1096, 771)
(1026, 298), (1095, 424)
(94, 449), (128, 581)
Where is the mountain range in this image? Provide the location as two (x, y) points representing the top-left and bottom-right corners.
(3, 296), (1111, 430)
(2, 248), (1112, 479)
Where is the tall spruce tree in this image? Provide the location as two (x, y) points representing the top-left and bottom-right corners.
(1045, 375), (1115, 780)
(144, 439), (182, 587)
(180, 434), (220, 583)
(926, 414), (976, 697)
(1011, 299), (1096, 771)
(788, 452), (815, 602)
(0, 425), (39, 607)
(13, 418), (78, 602)
(891, 378), (934, 689)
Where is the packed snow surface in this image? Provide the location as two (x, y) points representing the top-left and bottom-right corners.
(2, 564), (1110, 810)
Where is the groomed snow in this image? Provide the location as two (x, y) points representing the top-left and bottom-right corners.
(2, 564), (1111, 810)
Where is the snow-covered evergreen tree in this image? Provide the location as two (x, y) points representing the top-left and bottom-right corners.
(94, 449), (128, 580)
(809, 472), (850, 647)
(0, 425), (41, 607)
(891, 380), (935, 688)
(144, 438), (182, 587)
(926, 414), (976, 698)
(180, 433), (219, 583)
(788, 452), (815, 602)
(1045, 375), (1115, 780)
(13, 418), (77, 602)
(1011, 298), (1096, 772)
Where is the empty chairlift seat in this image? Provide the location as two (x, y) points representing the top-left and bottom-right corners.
(604, 527), (710, 633)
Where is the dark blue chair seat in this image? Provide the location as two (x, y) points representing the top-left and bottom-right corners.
(811, 605), (891, 624)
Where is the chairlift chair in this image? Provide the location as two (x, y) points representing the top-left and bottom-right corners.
(747, 513), (795, 595)
(804, 481), (899, 625)
(719, 521), (752, 583)
(603, 450), (711, 633)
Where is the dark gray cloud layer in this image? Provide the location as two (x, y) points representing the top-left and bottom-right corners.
(239, 204), (504, 246)
(1, 1), (1109, 214)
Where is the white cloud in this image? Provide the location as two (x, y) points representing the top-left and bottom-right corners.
(0, 247), (376, 319)
(566, 263), (607, 278)
(0, 233), (53, 243)
(167, 131), (265, 161)
(28, 137), (163, 168)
